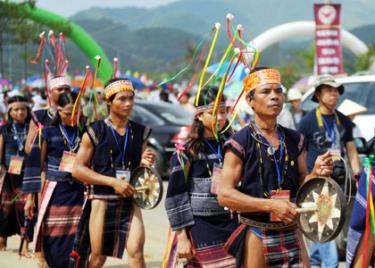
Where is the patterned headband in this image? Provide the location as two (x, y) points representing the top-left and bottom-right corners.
(49, 76), (70, 90)
(243, 68), (281, 94)
(105, 80), (134, 100)
(194, 102), (227, 116)
(8, 101), (29, 111)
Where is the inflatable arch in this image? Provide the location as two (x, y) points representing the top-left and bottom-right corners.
(252, 21), (369, 56)
(19, 3), (113, 81)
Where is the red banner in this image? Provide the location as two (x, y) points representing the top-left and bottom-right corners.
(314, 3), (344, 75)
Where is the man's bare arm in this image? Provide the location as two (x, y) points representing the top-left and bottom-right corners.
(72, 133), (135, 197)
(346, 141), (360, 174)
(218, 151), (280, 213)
(25, 120), (37, 154)
(72, 133), (114, 186)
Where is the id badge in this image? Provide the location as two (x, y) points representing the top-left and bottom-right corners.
(210, 163), (223, 195)
(8, 156), (24, 175)
(59, 151), (77, 173)
(116, 169), (131, 183)
(270, 189), (291, 222)
(329, 148), (341, 161)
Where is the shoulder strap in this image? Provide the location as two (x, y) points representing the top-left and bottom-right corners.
(143, 126), (152, 142)
(31, 111), (40, 125)
(87, 125), (99, 146)
(315, 106), (341, 129)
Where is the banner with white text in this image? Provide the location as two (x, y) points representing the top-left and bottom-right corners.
(314, 3), (344, 75)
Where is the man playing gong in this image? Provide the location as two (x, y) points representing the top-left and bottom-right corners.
(218, 67), (333, 267)
(71, 78), (155, 268)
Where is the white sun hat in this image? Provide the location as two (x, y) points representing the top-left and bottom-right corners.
(337, 99), (367, 117)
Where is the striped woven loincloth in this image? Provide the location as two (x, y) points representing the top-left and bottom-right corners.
(262, 229), (302, 267)
(225, 224), (302, 267)
(69, 197), (134, 263)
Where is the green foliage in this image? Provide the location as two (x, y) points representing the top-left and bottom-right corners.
(0, 1), (41, 40)
(0, 1), (44, 79)
(345, 44), (375, 73)
(71, 0), (375, 37)
(278, 62), (302, 89)
(295, 44), (315, 70)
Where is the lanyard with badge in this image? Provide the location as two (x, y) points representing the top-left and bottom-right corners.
(253, 124), (290, 222)
(8, 124), (27, 175)
(316, 107), (341, 160)
(109, 122), (131, 183)
(204, 139), (223, 195)
(58, 124), (79, 173)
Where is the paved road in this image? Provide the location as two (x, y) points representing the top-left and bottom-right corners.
(0, 182), (169, 267)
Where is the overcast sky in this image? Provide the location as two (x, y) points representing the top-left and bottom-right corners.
(36, 0), (179, 17)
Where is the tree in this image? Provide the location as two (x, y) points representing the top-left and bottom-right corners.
(0, 0), (43, 80)
(278, 62), (302, 89)
(295, 43), (315, 71)
(344, 44), (375, 74)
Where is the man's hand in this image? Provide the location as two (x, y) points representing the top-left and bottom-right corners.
(177, 233), (194, 260)
(141, 148), (156, 168)
(24, 194), (35, 220)
(112, 179), (136, 198)
(312, 151), (334, 177)
(270, 200), (298, 224)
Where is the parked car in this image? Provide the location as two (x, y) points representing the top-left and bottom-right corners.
(130, 100), (193, 177)
(301, 75), (375, 141)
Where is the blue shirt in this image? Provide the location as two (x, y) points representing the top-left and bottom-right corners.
(298, 108), (353, 172)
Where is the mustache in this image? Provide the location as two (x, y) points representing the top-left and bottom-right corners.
(268, 102), (282, 107)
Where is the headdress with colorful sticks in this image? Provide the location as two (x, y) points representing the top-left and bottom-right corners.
(71, 65), (92, 127)
(103, 57), (136, 102)
(112, 57), (119, 79)
(82, 55), (102, 121)
(32, 31), (70, 106)
(157, 14), (261, 138)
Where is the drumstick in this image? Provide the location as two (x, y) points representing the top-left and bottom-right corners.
(296, 207), (318, 213)
(296, 203), (318, 213)
(135, 185), (150, 192)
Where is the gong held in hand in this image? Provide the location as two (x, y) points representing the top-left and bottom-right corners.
(130, 166), (163, 209)
(295, 177), (345, 243)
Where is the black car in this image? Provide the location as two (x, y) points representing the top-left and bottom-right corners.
(130, 100), (193, 177)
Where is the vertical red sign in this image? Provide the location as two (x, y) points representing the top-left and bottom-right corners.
(314, 3), (344, 75)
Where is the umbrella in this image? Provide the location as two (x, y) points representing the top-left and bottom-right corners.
(122, 76), (146, 90)
(0, 79), (11, 92)
(206, 61), (247, 82)
(0, 79), (10, 86)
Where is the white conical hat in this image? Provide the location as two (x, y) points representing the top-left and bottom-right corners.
(337, 99), (367, 116)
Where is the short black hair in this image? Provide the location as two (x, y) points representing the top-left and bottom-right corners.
(104, 78), (122, 89)
(8, 95), (28, 105)
(195, 85), (226, 107)
(249, 66), (270, 74)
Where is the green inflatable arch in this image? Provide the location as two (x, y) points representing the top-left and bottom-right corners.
(19, 3), (113, 81)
